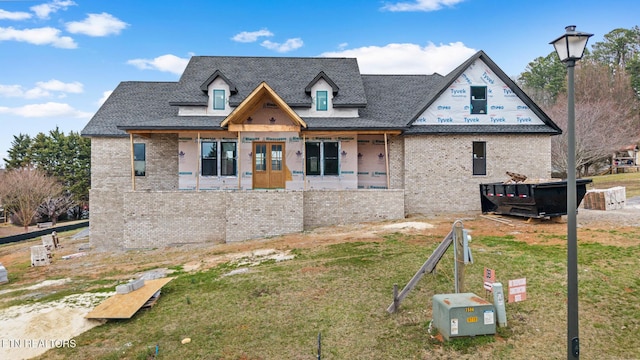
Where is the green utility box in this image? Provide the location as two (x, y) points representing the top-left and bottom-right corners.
(432, 293), (496, 340)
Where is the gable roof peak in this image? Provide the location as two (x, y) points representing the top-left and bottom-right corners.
(406, 50), (561, 134)
(199, 69), (238, 93)
(305, 71), (340, 94)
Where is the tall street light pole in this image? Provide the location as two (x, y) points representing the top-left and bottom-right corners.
(550, 25), (593, 360)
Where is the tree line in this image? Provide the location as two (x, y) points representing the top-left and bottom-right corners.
(518, 26), (640, 177)
(0, 128), (90, 230)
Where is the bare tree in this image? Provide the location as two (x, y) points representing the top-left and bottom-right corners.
(38, 193), (76, 226)
(0, 167), (62, 232)
(547, 61), (640, 177)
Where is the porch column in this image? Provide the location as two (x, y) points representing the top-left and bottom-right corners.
(303, 133), (307, 190)
(129, 134), (135, 191)
(237, 131), (241, 189)
(384, 133), (390, 189)
(196, 132), (201, 191)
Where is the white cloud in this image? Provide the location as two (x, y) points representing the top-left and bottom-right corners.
(0, 80), (84, 99)
(36, 79), (83, 93)
(0, 84), (24, 97)
(0, 9), (32, 21)
(320, 42), (476, 74)
(381, 0), (465, 12)
(30, 0), (76, 19)
(97, 90), (112, 106)
(261, 38), (303, 53)
(0, 26), (76, 48)
(0, 102), (92, 119)
(65, 13), (128, 36)
(127, 54), (189, 75)
(232, 29), (273, 43)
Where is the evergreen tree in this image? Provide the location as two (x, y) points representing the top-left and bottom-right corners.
(3, 134), (33, 170)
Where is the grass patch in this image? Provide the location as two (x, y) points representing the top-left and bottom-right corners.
(588, 172), (640, 197)
(34, 231), (640, 360)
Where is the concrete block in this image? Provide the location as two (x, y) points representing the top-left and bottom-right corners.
(30, 245), (50, 267)
(130, 278), (145, 291)
(116, 284), (132, 294)
(42, 234), (55, 250)
(0, 263), (8, 283)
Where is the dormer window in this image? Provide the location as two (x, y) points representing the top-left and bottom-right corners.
(316, 90), (328, 111)
(213, 89), (225, 110)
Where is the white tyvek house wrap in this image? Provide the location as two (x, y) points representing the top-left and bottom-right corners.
(414, 59), (544, 126)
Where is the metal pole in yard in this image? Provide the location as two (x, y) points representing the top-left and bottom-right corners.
(454, 221), (465, 293)
(550, 25), (592, 359)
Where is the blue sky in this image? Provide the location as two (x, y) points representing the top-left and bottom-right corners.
(1, 0), (639, 166)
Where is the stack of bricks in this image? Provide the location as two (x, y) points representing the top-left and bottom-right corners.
(583, 186), (626, 210)
(116, 278), (145, 294)
(0, 263), (7, 283)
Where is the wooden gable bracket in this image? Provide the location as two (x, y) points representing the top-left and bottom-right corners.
(221, 82), (307, 132)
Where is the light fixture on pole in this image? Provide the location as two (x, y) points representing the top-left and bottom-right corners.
(550, 25), (592, 360)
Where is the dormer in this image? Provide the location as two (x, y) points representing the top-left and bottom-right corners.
(303, 71), (343, 116)
(200, 70), (238, 115)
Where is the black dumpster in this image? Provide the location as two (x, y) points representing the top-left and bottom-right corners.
(479, 179), (592, 218)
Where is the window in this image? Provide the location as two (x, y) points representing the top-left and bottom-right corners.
(201, 141), (237, 176)
(305, 141), (339, 176)
(316, 90), (328, 111)
(306, 142), (320, 175)
(133, 143), (146, 176)
(473, 141), (486, 175)
(213, 89), (225, 110)
(201, 141), (217, 176)
(271, 144), (283, 171)
(220, 141), (237, 176)
(470, 86), (487, 114)
(323, 142), (339, 175)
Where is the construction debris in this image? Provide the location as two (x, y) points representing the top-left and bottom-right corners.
(61, 252), (87, 260)
(583, 187), (626, 210)
(480, 214), (515, 226)
(86, 277), (174, 319)
(505, 171), (528, 183)
(116, 278), (145, 294)
(30, 245), (51, 267)
(0, 263), (8, 284)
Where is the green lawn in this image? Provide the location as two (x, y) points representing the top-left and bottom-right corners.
(587, 172), (640, 198)
(37, 230), (640, 360)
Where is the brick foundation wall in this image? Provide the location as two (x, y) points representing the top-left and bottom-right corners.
(403, 134), (552, 215)
(303, 189), (405, 229)
(89, 189), (404, 250)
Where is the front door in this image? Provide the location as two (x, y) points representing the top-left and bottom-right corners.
(253, 142), (285, 189)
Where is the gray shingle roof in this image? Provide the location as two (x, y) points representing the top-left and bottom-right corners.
(359, 74), (446, 128)
(170, 56), (367, 108)
(81, 82), (178, 137)
(82, 53), (562, 137)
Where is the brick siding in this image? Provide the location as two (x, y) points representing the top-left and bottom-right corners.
(403, 134), (551, 214)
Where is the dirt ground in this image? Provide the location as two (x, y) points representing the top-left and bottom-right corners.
(0, 203), (639, 359)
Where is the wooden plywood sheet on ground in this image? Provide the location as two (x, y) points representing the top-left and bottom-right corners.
(86, 277), (174, 319)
